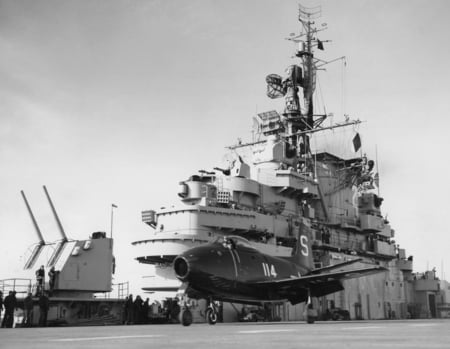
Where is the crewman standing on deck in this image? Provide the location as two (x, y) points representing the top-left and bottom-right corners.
(38, 292), (49, 327)
(48, 266), (56, 294)
(35, 265), (45, 296)
(125, 294), (134, 324)
(0, 291), (3, 323)
(1, 291), (17, 328)
(23, 293), (34, 327)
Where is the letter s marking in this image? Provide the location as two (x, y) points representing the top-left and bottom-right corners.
(300, 235), (309, 256)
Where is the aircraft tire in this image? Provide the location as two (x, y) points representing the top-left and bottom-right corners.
(180, 309), (193, 326)
(206, 308), (218, 325)
(306, 316), (315, 324)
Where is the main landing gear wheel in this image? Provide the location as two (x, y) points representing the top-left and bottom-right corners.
(306, 315), (315, 324)
(306, 303), (318, 324)
(206, 307), (218, 325)
(180, 308), (193, 326)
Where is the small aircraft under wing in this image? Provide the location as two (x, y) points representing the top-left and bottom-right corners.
(173, 222), (387, 326)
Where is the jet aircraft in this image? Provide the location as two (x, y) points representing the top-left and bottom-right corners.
(173, 221), (386, 326)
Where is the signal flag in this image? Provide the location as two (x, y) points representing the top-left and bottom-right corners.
(352, 133), (361, 152)
(317, 39), (324, 50)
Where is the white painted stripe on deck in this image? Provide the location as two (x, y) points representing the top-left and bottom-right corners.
(50, 334), (165, 342)
(409, 323), (437, 327)
(239, 329), (295, 334)
(342, 326), (384, 330)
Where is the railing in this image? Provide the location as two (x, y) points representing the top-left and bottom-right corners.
(95, 281), (129, 299)
(0, 278), (32, 296)
(437, 303), (450, 308)
(117, 281), (129, 299)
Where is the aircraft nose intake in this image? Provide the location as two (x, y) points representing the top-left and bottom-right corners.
(174, 256), (190, 281)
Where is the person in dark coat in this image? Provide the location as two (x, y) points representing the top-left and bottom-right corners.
(125, 294), (134, 325)
(35, 265), (45, 296)
(1, 291), (17, 328)
(23, 293), (34, 327)
(134, 295), (143, 324)
(122, 295), (128, 324)
(48, 266), (56, 293)
(142, 298), (150, 324)
(38, 292), (49, 327)
(0, 291), (3, 323)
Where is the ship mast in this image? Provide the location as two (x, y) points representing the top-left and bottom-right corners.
(255, 4), (360, 170)
(299, 5), (317, 128)
(276, 5), (323, 174)
(265, 8), (323, 151)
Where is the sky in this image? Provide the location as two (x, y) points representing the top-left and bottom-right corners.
(1, 0), (450, 295)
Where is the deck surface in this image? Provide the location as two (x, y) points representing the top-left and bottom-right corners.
(1, 319), (449, 349)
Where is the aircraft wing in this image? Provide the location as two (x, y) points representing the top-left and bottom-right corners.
(307, 265), (387, 282)
(253, 266), (387, 303)
(308, 258), (362, 274)
(256, 266), (386, 286)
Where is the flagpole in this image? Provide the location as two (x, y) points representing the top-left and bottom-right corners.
(375, 145), (380, 196)
(110, 204), (117, 238)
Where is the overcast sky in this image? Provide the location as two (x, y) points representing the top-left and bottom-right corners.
(1, 0), (450, 293)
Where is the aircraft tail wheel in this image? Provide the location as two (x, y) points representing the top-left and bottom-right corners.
(306, 316), (315, 324)
(206, 308), (218, 325)
(181, 309), (193, 326)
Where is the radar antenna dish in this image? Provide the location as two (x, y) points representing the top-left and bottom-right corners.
(265, 74), (285, 99)
(298, 4), (321, 21)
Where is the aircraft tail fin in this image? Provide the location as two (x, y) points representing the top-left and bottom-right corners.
(291, 218), (314, 272)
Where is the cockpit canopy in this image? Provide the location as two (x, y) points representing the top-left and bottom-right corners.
(213, 235), (257, 251)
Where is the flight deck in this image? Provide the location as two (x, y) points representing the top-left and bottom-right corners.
(1, 319), (449, 349)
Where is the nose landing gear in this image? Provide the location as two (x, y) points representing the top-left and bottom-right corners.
(178, 286), (193, 326)
(206, 307), (217, 325)
(205, 299), (220, 325)
(180, 307), (193, 326)
(178, 293), (221, 326)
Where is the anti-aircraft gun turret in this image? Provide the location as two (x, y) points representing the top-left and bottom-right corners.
(17, 186), (125, 326)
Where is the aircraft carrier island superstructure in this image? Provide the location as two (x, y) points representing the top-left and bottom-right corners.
(133, 5), (416, 322)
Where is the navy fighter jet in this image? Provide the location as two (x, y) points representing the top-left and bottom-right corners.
(173, 222), (386, 326)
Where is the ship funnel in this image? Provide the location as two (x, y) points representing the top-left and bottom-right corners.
(43, 185), (69, 267)
(21, 190), (46, 269)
